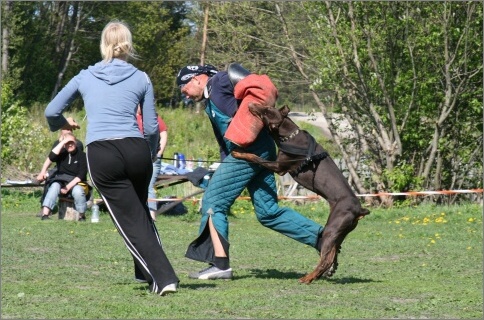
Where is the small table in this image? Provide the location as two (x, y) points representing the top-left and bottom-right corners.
(153, 174), (204, 215)
(154, 175), (189, 189)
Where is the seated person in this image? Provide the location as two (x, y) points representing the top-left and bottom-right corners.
(38, 132), (88, 221)
(36, 129), (84, 184)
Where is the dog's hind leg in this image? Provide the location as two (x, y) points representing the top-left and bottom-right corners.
(299, 245), (338, 284)
(299, 199), (368, 284)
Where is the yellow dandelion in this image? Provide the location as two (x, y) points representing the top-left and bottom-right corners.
(423, 217), (430, 223)
(468, 218), (475, 222)
(70, 230), (74, 234)
(395, 220), (401, 224)
(430, 239), (436, 244)
(467, 246), (472, 250)
(440, 212), (446, 216)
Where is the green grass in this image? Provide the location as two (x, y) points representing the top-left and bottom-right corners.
(1, 190), (482, 319)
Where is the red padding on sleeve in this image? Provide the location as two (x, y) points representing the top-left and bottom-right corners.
(225, 74), (278, 147)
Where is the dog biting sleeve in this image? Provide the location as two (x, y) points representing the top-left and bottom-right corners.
(225, 74), (278, 148)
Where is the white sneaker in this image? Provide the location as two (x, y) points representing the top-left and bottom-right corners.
(160, 283), (177, 296)
(189, 265), (233, 280)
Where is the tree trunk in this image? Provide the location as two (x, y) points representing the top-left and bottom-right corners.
(1, 1), (13, 77)
(200, 3), (209, 65)
(51, 2), (82, 100)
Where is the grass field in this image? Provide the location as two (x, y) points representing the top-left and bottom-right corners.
(1, 189), (482, 319)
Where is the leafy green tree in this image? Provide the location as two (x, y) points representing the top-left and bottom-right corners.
(185, 1), (318, 108)
(305, 1), (482, 204)
(1, 1), (190, 107)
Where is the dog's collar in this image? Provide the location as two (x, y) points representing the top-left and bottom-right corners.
(279, 129), (299, 142)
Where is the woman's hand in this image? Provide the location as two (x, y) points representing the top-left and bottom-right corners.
(62, 117), (80, 130)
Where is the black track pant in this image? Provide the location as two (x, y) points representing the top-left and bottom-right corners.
(86, 138), (178, 294)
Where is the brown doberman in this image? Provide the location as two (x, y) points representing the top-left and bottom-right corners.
(231, 104), (370, 284)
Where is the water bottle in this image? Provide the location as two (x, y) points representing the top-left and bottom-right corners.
(91, 204), (100, 223)
(178, 153), (186, 169)
(173, 153), (179, 167)
(200, 174), (211, 189)
(186, 158), (194, 171)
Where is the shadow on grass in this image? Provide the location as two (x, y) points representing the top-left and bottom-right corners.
(246, 268), (377, 284)
(131, 282), (219, 291)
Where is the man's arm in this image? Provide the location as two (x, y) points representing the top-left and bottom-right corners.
(37, 157), (53, 182)
(61, 177), (82, 195)
(158, 130), (168, 158)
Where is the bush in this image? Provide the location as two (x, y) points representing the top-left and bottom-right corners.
(1, 83), (51, 173)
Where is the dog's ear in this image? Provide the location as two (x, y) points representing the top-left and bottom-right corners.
(279, 105), (290, 116)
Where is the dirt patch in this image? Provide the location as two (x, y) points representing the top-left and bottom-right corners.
(1, 164), (35, 182)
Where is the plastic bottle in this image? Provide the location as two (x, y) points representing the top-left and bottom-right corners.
(91, 204), (100, 223)
(186, 157), (194, 171)
(173, 153), (179, 167)
(178, 153), (186, 169)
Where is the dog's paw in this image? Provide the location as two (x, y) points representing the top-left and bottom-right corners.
(231, 150), (243, 159)
(321, 262), (338, 278)
(298, 274), (315, 284)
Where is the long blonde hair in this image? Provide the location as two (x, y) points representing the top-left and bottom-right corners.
(100, 20), (137, 63)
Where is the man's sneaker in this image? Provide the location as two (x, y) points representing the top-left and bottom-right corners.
(41, 215), (50, 220)
(134, 278), (148, 283)
(189, 265), (233, 280)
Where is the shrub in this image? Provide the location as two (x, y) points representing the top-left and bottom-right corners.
(1, 82), (51, 173)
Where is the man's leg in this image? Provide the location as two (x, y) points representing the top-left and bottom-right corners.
(186, 154), (260, 279)
(248, 169), (323, 248)
(41, 182), (61, 219)
(148, 159), (161, 220)
(71, 184), (87, 220)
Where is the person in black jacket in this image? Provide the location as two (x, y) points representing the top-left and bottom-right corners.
(39, 132), (88, 221)
(36, 129), (84, 183)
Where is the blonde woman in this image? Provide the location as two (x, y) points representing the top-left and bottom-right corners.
(45, 20), (178, 296)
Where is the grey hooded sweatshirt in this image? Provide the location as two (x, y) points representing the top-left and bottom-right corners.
(45, 58), (159, 158)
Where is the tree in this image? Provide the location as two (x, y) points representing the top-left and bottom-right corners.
(305, 1), (482, 204)
(1, 1), (190, 106)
